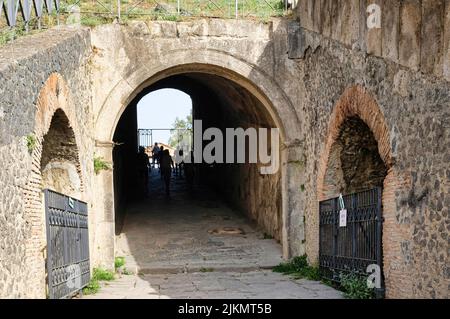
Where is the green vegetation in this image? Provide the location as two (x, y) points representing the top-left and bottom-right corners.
(0, 28), (25, 46)
(1, 0), (290, 46)
(26, 134), (37, 154)
(121, 268), (133, 275)
(82, 268), (115, 295)
(82, 278), (100, 295)
(199, 267), (214, 272)
(168, 113), (192, 149)
(339, 272), (375, 299)
(114, 256), (133, 275)
(273, 255), (377, 299)
(92, 268), (115, 281)
(115, 256), (126, 269)
(81, 16), (113, 27)
(273, 255), (321, 281)
(94, 155), (110, 174)
(263, 233), (273, 239)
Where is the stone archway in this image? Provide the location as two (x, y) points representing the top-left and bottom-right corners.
(93, 56), (302, 268)
(23, 73), (84, 298)
(315, 85), (409, 298)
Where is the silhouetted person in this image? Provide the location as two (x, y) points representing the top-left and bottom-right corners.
(184, 151), (195, 194)
(160, 149), (174, 197)
(158, 146), (165, 178)
(174, 147), (184, 178)
(137, 146), (149, 197)
(152, 142), (160, 168)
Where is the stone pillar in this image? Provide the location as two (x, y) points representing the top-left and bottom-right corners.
(282, 140), (307, 259)
(91, 142), (115, 270)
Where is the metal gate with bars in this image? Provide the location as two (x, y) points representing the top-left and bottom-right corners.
(44, 189), (90, 299)
(319, 187), (384, 295)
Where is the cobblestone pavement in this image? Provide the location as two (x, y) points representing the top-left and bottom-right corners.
(85, 170), (342, 299)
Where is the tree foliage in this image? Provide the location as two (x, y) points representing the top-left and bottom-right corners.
(168, 113), (192, 150)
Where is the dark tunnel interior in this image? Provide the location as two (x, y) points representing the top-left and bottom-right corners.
(112, 72), (282, 242)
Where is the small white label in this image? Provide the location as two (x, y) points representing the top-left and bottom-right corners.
(339, 209), (347, 227)
(68, 197), (75, 209)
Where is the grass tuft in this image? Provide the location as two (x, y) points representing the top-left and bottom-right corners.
(115, 256), (126, 269)
(273, 255), (321, 281)
(339, 272), (375, 299)
(82, 267), (115, 295)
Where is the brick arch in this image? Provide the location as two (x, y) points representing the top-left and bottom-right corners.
(32, 73), (84, 191)
(315, 85), (405, 298)
(23, 73), (84, 298)
(317, 85), (393, 201)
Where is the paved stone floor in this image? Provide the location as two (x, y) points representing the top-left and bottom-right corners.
(84, 271), (342, 299)
(85, 169), (342, 299)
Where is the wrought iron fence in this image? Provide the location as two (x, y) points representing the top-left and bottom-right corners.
(319, 187), (384, 297)
(0, 0), (290, 44)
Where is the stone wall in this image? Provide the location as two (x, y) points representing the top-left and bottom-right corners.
(0, 13), (448, 299)
(0, 27), (93, 298)
(90, 19), (306, 265)
(288, 10), (450, 297)
(295, 0), (450, 82)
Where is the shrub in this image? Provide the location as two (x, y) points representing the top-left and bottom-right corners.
(82, 278), (100, 295)
(94, 156), (109, 174)
(82, 267), (115, 295)
(93, 268), (115, 281)
(339, 272), (375, 299)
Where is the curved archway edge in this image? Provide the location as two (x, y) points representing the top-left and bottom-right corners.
(317, 85), (393, 201)
(94, 49), (300, 143)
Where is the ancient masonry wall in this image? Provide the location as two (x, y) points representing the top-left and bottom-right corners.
(291, 1), (450, 298)
(0, 11), (448, 299)
(0, 27), (93, 298)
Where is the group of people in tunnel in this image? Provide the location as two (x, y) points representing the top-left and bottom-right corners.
(136, 142), (195, 198)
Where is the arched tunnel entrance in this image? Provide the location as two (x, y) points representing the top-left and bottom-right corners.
(110, 71), (284, 272)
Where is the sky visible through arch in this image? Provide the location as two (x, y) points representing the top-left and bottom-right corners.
(137, 89), (192, 145)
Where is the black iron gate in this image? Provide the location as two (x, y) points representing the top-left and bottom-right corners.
(44, 189), (90, 299)
(319, 187), (384, 294)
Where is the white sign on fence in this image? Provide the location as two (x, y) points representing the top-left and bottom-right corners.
(339, 209), (347, 227)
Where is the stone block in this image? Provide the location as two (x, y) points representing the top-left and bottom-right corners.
(313, 0), (321, 33)
(366, 0), (383, 56)
(340, 0), (360, 47)
(382, 0), (400, 62)
(320, 0), (332, 37)
(330, 0), (342, 41)
(358, 0), (368, 51)
(298, 0), (314, 31)
(399, 0), (421, 70)
(287, 23), (321, 59)
(421, 0), (445, 76)
(443, 0), (450, 80)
